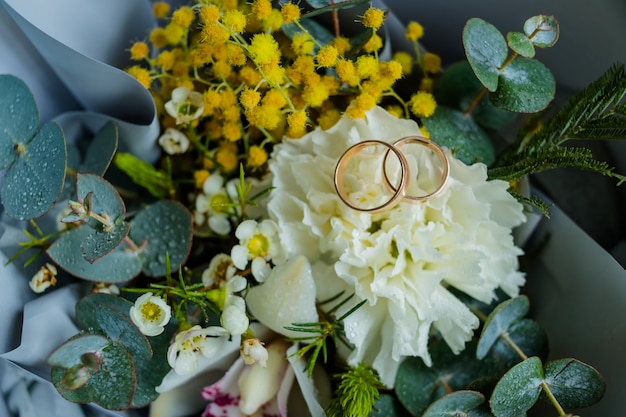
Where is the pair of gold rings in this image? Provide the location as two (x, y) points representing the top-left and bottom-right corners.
(334, 136), (450, 213)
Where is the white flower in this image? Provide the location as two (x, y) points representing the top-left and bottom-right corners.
(231, 219), (285, 282)
(167, 325), (229, 375)
(92, 283), (120, 295)
(201, 253), (236, 287)
(221, 295), (249, 336)
(29, 263), (58, 293)
(129, 292), (171, 336)
(267, 106), (527, 387)
(158, 128), (190, 155)
(164, 86), (204, 125)
(195, 174), (232, 235)
(241, 338), (269, 367)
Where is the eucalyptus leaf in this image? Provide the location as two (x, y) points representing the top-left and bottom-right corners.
(369, 394), (403, 417)
(421, 105), (495, 165)
(463, 18), (508, 92)
(0, 74), (38, 169)
(543, 358), (605, 408)
(282, 18), (334, 52)
(394, 356), (439, 416)
(489, 318), (548, 370)
(491, 57), (555, 113)
(76, 293), (152, 360)
(523, 15), (559, 48)
(51, 366), (94, 403)
(87, 342), (136, 410)
(81, 220), (130, 263)
(489, 357), (543, 417)
(301, 0), (369, 19)
(131, 330), (173, 407)
(129, 200), (193, 277)
(82, 121), (118, 176)
(476, 296), (529, 360)
(49, 334), (110, 369)
(422, 390), (486, 417)
(47, 225), (142, 282)
(506, 32), (535, 58)
(77, 173), (126, 224)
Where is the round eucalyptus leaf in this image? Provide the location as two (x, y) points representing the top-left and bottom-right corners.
(422, 391), (485, 417)
(130, 200), (193, 277)
(130, 330), (173, 407)
(544, 358), (605, 408)
(81, 220), (130, 263)
(77, 173), (126, 223)
(0, 74), (39, 168)
(491, 57), (555, 113)
(49, 334), (110, 369)
(523, 15), (559, 48)
(490, 357), (543, 417)
(463, 18), (508, 92)
(422, 106), (495, 165)
(47, 225), (142, 282)
(76, 293), (152, 360)
(51, 366), (93, 403)
(434, 62), (517, 130)
(82, 121), (118, 176)
(2, 121), (66, 220)
(88, 342), (136, 410)
(506, 32), (535, 58)
(395, 356), (440, 416)
(477, 296), (529, 360)
(369, 394), (403, 417)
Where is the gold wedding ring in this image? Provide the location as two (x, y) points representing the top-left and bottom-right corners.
(334, 140), (408, 213)
(334, 136), (449, 213)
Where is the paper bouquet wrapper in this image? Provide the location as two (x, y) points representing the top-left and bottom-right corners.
(1, 1), (626, 416)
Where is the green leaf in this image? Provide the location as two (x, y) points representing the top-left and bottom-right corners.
(76, 293), (152, 360)
(543, 359), (605, 408)
(463, 18), (508, 92)
(0, 74), (39, 169)
(47, 225), (142, 282)
(301, 0), (369, 19)
(477, 296), (529, 360)
(87, 342), (135, 409)
(490, 357), (543, 417)
(51, 366), (93, 403)
(81, 121), (118, 176)
(395, 356), (440, 416)
(491, 57), (555, 113)
(1, 121), (66, 220)
(129, 200), (193, 277)
(131, 330), (173, 407)
(368, 394), (403, 417)
(490, 318), (548, 370)
(506, 32), (535, 58)
(524, 15), (559, 48)
(282, 18), (334, 53)
(422, 391), (486, 417)
(434, 62), (517, 129)
(49, 334), (110, 369)
(114, 152), (171, 199)
(422, 105), (495, 165)
(81, 220), (130, 263)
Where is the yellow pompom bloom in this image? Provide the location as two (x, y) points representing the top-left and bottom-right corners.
(251, 0), (272, 20)
(335, 59), (359, 86)
(127, 66), (151, 89)
(194, 170), (210, 189)
(262, 89), (287, 108)
(420, 77), (434, 92)
(150, 27), (168, 49)
(156, 50), (176, 70)
(261, 62), (286, 84)
(203, 89), (222, 116)
(281, 2), (301, 24)
(262, 9), (283, 33)
(172, 6), (195, 28)
(331, 36), (352, 56)
(302, 77), (330, 107)
(355, 55), (379, 79)
(286, 110), (308, 138)
(239, 89), (261, 110)
(409, 91), (437, 117)
(346, 93), (376, 118)
(422, 52), (442, 74)
(248, 33), (280, 65)
(130, 42), (149, 61)
(201, 22), (230, 45)
(239, 65), (264, 86)
(291, 33), (315, 56)
(222, 121), (242, 142)
(215, 144), (239, 172)
(379, 60), (403, 82)
(226, 44), (247, 66)
(248, 105), (282, 130)
(316, 44), (339, 68)
(317, 108), (341, 130)
(222, 9), (247, 34)
(406, 21), (424, 41)
(199, 5), (220, 23)
(172, 61), (189, 78)
(153, 2), (170, 19)
(363, 33), (383, 53)
(362, 7), (385, 29)
(247, 145), (268, 167)
(287, 55), (315, 85)
(385, 105), (404, 118)
(165, 22), (185, 45)
(393, 51), (414, 75)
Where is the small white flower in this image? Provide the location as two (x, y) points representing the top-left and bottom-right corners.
(167, 325), (229, 375)
(221, 295), (249, 336)
(29, 263), (58, 293)
(240, 338), (269, 367)
(129, 292), (171, 336)
(201, 253), (235, 287)
(92, 283), (120, 295)
(231, 219), (285, 282)
(195, 174), (232, 235)
(165, 86), (204, 125)
(158, 128), (190, 155)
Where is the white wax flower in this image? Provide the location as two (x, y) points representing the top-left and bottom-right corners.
(240, 338), (269, 367)
(221, 295), (249, 336)
(29, 263), (58, 293)
(158, 128), (190, 155)
(267, 106), (527, 387)
(129, 292), (171, 337)
(164, 86), (204, 125)
(231, 219), (286, 282)
(167, 325), (229, 375)
(195, 174), (232, 235)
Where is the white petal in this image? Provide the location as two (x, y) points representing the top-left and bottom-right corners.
(231, 245), (249, 270)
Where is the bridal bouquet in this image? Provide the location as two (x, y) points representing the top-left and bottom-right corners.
(1, 1), (625, 416)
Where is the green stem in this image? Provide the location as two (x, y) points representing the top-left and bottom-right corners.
(500, 331), (528, 360)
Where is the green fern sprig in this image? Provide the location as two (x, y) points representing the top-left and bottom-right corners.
(326, 363), (384, 417)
